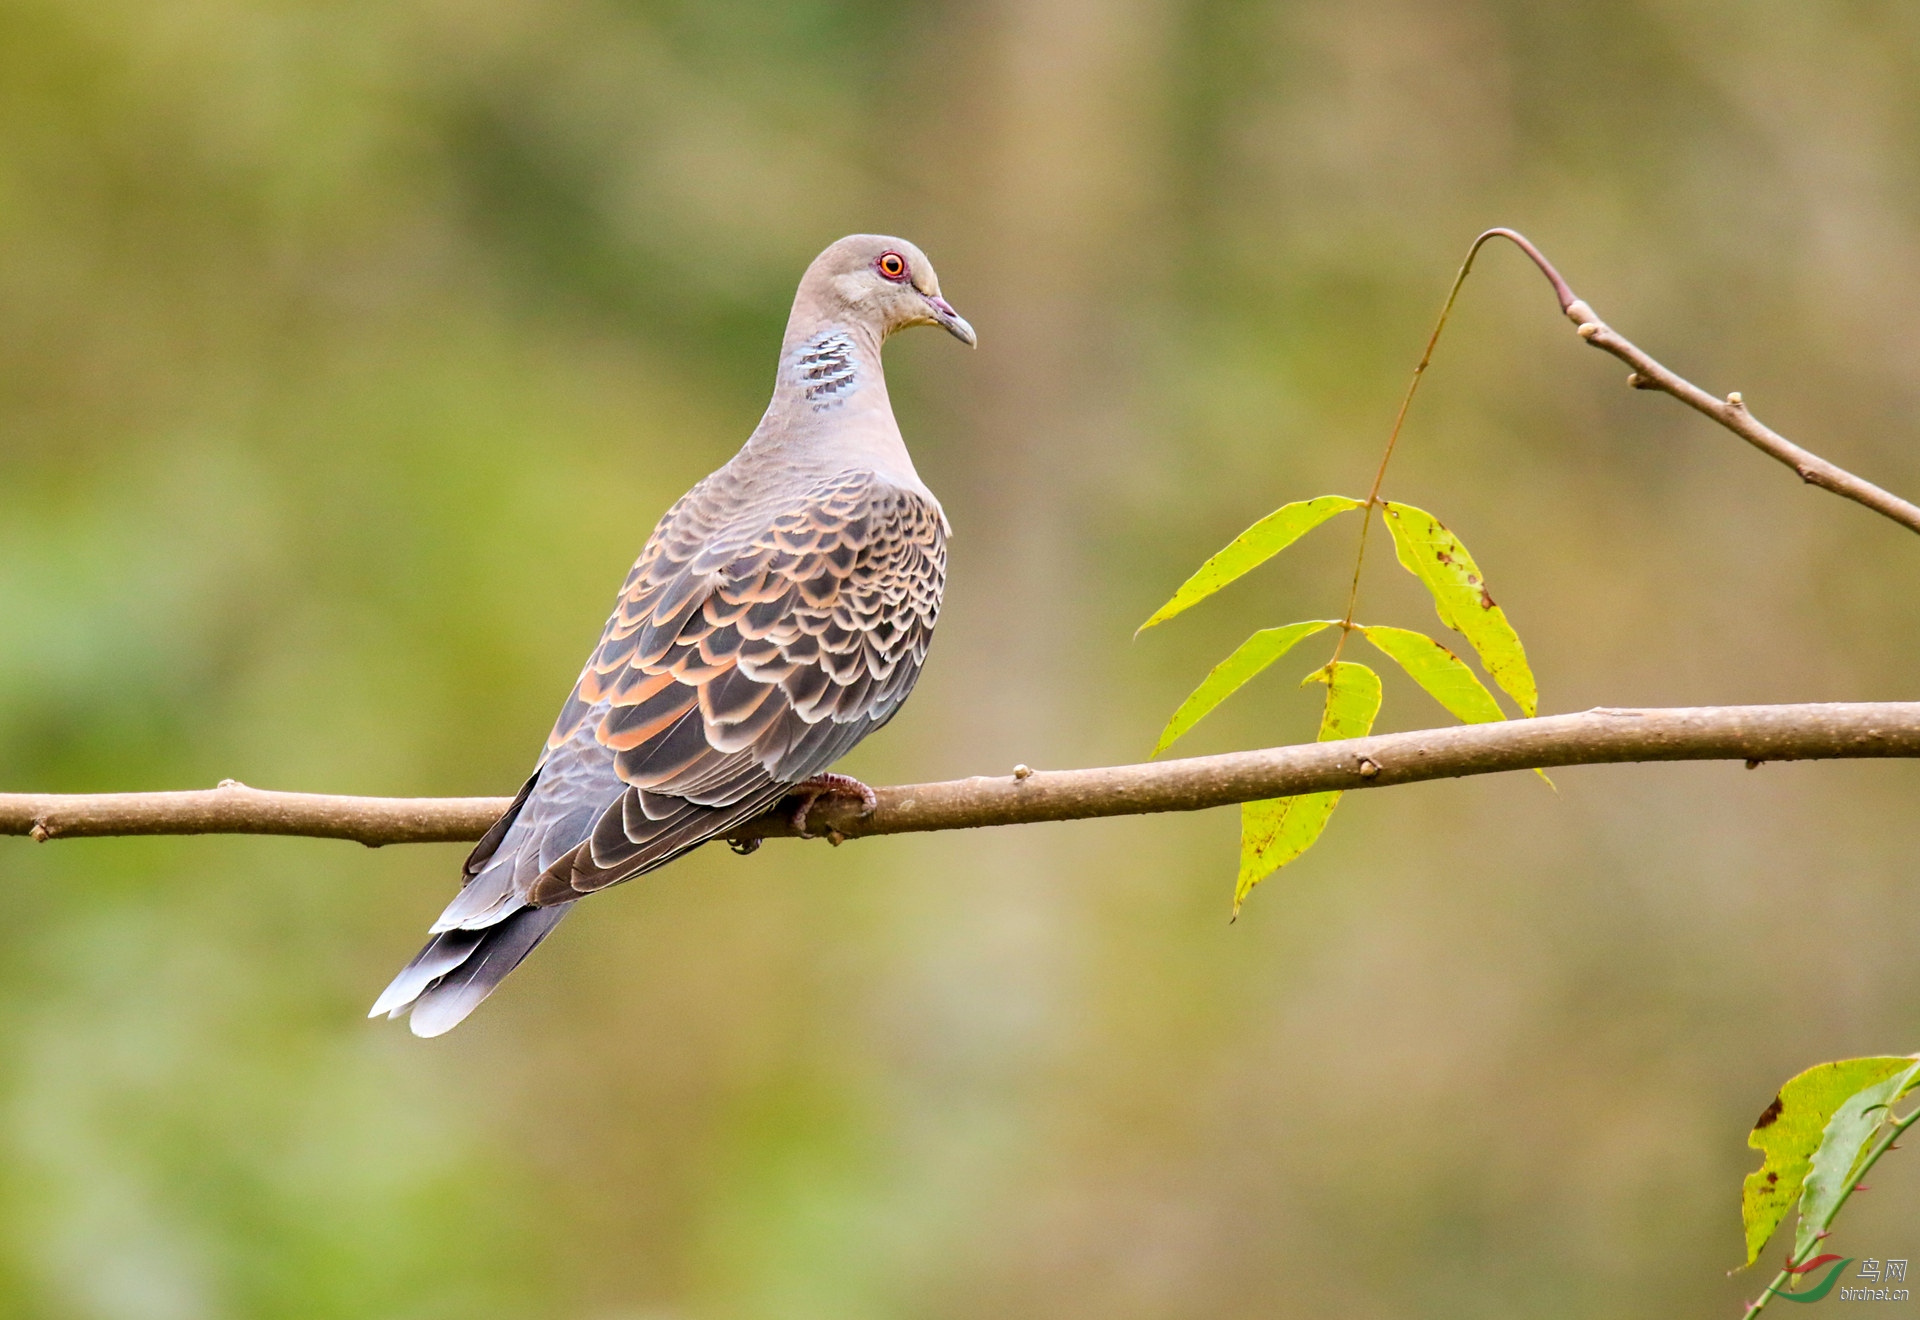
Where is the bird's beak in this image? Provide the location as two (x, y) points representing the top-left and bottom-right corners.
(925, 294), (977, 347)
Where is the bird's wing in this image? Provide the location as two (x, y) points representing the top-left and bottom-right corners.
(523, 466), (946, 904)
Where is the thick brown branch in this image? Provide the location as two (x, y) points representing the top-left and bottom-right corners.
(3, 704), (1916, 848)
(1477, 228), (1920, 536)
(0, 781), (508, 846)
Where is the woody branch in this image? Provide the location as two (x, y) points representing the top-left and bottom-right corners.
(3, 703), (1918, 848)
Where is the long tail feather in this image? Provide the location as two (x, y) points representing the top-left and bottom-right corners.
(368, 927), (487, 1019)
(403, 902), (575, 1038)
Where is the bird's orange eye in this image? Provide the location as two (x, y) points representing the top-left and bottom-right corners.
(877, 251), (909, 282)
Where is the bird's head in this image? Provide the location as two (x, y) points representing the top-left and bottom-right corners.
(796, 234), (976, 347)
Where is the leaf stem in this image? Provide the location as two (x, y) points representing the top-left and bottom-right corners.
(1743, 1103), (1920, 1316)
(1333, 230), (1519, 660)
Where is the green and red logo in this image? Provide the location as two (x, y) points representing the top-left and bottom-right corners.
(1764, 1255), (1851, 1304)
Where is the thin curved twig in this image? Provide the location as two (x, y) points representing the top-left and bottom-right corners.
(2, 703), (1917, 847)
(1480, 228), (1920, 536)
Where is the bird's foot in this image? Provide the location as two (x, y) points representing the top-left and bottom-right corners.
(783, 773), (878, 844)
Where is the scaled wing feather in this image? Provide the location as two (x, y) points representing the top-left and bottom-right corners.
(531, 465), (943, 905)
(375, 465), (945, 1031)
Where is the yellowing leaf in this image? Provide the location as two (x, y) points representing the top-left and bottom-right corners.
(1138, 496), (1362, 633)
(1382, 502), (1538, 716)
(1742, 1057), (1914, 1266)
(1237, 795), (1341, 914)
(1360, 625), (1506, 724)
(1795, 1057), (1920, 1258)
(1153, 620), (1336, 756)
(1310, 658), (1382, 743)
(1234, 660), (1381, 914)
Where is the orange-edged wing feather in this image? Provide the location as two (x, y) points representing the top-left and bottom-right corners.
(518, 465), (945, 904)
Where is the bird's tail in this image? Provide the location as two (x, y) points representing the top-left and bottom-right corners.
(368, 901), (574, 1037)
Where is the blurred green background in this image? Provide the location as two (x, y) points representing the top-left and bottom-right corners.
(2, 1), (1918, 1316)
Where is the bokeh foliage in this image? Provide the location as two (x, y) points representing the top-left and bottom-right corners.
(3, 1), (1920, 1316)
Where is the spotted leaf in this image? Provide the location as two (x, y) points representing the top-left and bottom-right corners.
(1381, 502), (1537, 716)
(1742, 1057), (1914, 1267)
(1794, 1058), (1920, 1259)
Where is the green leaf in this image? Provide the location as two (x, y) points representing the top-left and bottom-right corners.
(1360, 625), (1506, 724)
(1234, 660), (1381, 914)
(1742, 1057), (1915, 1266)
(1381, 502), (1538, 716)
(1138, 496), (1362, 633)
(1153, 620), (1336, 756)
(1310, 659), (1383, 743)
(1237, 796), (1341, 916)
(1795, 1058), (1920, 1258)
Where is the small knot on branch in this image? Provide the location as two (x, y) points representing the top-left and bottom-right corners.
(1356, 757), (1381, 779)
(1726, 390), (1746, 411)
(1627, 371), (1653, 389)
(1012, 764), (1034, 781)
(1565, 298), (1597, 325)
(1576, 321), (1601, 339)
(28, 818), (51, 843)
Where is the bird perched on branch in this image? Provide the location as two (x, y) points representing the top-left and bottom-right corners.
(371, 235), (973, 1035)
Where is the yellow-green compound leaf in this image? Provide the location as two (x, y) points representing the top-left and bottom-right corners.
(1795, 1057), (1920, 1258)
(1138, 496), (1362, 633)
(1382, 502), (1538, 716)
(1743, 1057), (1915, 1266)
(1153, 621), (1337, 756)
(1234, 661), (1381, 914)
(1360, 625), (1506, 724)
